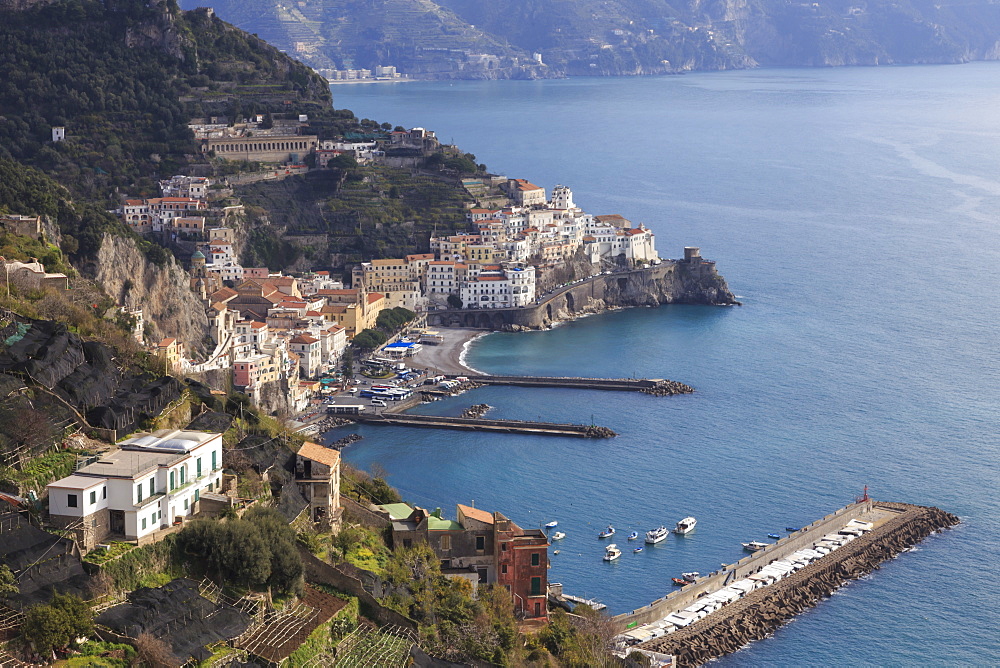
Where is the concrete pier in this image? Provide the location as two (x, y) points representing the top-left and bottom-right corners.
(448, 374), (695, 395)
(617, 501), (959, 666)
(352, 413), (616, 438)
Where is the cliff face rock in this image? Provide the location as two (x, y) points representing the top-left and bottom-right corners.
(91, 234), (209, 354)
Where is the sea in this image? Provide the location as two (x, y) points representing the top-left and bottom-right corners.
(323, 65), (1000, 665)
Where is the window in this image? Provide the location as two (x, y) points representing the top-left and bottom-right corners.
(501, 564), (508, 575)
(149, 479), (155, 496)
(180, 467), (186, 485)
(102, 487), (107, 499)
(169, 471), (175, 491)
(197, 458), (202, 478)
(476, 536), (485, 551)
(89, 490), (96, 505)
(194, 489), (200, 502)
(531, 577), (542, 596)
(212, 451), (217, 471)
(67, 494), (78, 508)
(136, 485), (143, 503)
(440, 535), (451, 550)
(142, 517), (147, 530)
(184, 499), (189, 511)
(402, 539), (412, 549)
(531, 553), (540, 567)
(501, 543), (508, 552)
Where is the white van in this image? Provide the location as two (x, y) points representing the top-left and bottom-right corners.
(371, 399), (387, 407)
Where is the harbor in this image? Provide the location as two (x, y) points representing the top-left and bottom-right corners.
(613, 500), (960, 666)
(447, 374), (694, 395)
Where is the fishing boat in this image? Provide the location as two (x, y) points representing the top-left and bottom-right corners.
(553, 550), (560, 555)
(633, 546), (643, 554)
(682, 572), (700, 582)
(551, 531), (566, 541)
(673, 517), (697, 534)
(603, 544), (622, 561)
(786, 527), (800, 532)
(645, 526), (669, 544)
(545, 521), (558, 529)
(671, 578), (690, 586)
(742, 541), (769, 551)
(598, 526), (615, 539)
(627, 531), (639, 541)
(768, 533), (782, 539)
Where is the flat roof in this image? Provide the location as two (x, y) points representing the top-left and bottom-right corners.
(72, 448), (185, 480)
(48, 475), (105, 490)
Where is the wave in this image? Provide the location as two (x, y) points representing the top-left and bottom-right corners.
(458, 332), (488, 374)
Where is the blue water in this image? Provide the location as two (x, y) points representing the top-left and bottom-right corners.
(325, 66), (1000, 664)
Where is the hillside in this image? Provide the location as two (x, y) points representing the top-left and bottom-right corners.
(182, 0), (1000, 77)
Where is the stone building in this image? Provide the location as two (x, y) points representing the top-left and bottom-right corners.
(201, 134), (318, 164)
(294, 441), (342, 530)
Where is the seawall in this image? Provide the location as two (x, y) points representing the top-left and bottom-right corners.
(426, 257), (738, 331)
(633, 502), (959, 666)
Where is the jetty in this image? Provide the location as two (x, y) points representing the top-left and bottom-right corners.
(614, 500), (959, 667)
(448, 375), (694, 396)
(353, 413), (616, 438)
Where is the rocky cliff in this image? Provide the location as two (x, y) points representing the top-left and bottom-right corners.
(91, 234), (209, 354)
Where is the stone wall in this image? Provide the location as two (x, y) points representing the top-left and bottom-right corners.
(636, 503), (959, 667)
(340, 495), (391, 530)
(427, 260), (738, 331)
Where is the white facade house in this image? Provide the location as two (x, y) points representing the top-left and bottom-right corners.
(459, 262), (535, 309)
(47, 430), (224, 551)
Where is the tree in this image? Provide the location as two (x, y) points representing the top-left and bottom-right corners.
(0, 564), (17, 599)
(133, 631), (175, 668)
(341, 347), (354, 379)
(447, 294), (462, 309)
(20, 592), (94, 658)
(351, 329), (387, 352)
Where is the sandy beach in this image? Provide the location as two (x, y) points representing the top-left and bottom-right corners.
(409, 328), (486, 376)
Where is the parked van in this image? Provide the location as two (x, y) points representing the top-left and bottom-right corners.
(371, 399), (387, 407)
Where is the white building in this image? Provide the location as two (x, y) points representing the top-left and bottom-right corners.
(459, 262), (535, 309)
(47, 430), (224, 551)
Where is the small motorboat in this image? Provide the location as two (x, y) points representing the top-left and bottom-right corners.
(674, 517), (697, 534)
(786, 527), (800, 532)
(671, 578), (690, 586)
(598, 525), (615, 539)
(627, 531), (639, 541)
(742, 541), (770, 551)
(603, 544), (622, 561)
(545, 521), (558, 529)
(767, 533), (782, 539)
(645, 526), (669, 544)
(551, 531), (566, 541)
(633, 546), (643, 554)
(682, 571), (700, 582)
(553, 550), (560, 555)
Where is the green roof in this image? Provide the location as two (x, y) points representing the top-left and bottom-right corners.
(427, 517), (462, 531)
(379, 503), (414, 521)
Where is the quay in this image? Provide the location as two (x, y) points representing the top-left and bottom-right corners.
(352, 413), (616, 438)
(615, 500), (959, 667)
(447, 374), (694, 395)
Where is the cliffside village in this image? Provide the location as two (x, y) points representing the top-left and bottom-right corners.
(113, 121), (662, 415)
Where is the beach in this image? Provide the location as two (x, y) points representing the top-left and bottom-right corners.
(409, 328), (484, 376)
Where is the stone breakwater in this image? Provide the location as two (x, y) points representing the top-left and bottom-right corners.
(460, 404), (492, 418)
(328, 433), (363, 449)
(637, 503), (959, 667)
(641, 380), (695, 396)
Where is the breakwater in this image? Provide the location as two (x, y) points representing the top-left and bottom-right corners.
(353, 413), (616, 438)
(451, 375), (695, 395)
(632, 502), (959, 666)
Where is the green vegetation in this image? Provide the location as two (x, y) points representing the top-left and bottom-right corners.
(99, 538), (182, 591)
(0, 564), (16, 599)
(536, 606), (621, 667)
(375, 307), (416, 333)
(20, 592), (94, 658)
(447, 294), (463, 309)
(351, 329), (387, 352)
(0, 449), (79, 497)
(340, 463), (402, 505)
(81, 542), (137, 566)
(176, 507), (303, 594)
(332, 525), (391, 575)
(66, 640), (137, 668)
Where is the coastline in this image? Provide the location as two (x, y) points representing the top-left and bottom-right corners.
(409, 328), (486, 376)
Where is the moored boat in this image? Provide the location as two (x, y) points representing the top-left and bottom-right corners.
(674, 517), (697, 534)
(768, 533), (782, 539)
(645, 526), (669, 544)
(682, 571), (700, 582)
(633, 546), (643, 553)
(671, 578), (690, 586)
(786, 527), (800, 532)
(742, 540), (769, 551)
(603, 544), (622, 561)
(552, 531), (566, 541)
(627, 531), (639, 541)
(599, 525), (615, 538)
(545, 521), (558, 529)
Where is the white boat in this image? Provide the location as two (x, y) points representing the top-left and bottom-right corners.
(682, 571), (700, 582)
(551, 531), (566, 541)
(603, 544), (622, 561)
(645, 526), (669, 544)
(544, 521), (558, 529)
(598, 525), (615, 538)
(742, 541), (770, 551)
(674, 517), (697, 534)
